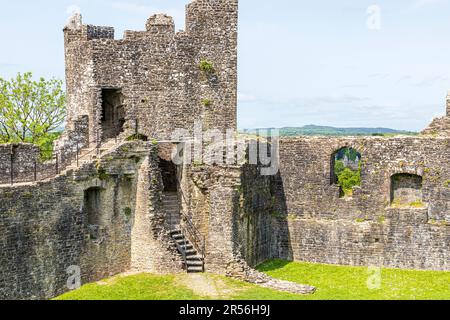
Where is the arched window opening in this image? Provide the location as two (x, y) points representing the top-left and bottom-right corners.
(331, 147), (362, 198)
(390, 173), (424, 208)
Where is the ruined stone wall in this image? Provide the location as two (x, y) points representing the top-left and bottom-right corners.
(0, 116), (88, 185)
(0, 144), (39, 184)
(55, 115), (89, 168)
(182, 155), (276, 274)
(272, 137), (450, 271)
(0, 142), (149, 299)
(131, 145), (183, 274)
(422, 93), (450, 136)
(233, 164), (275, 268)
(63, 0), (238, 145)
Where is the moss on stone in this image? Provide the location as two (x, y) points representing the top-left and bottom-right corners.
(199, 59), (215, 73)
(96, 167), (109, 181)
(126, 133), (148, 142)
(377, 215), (386, 224)
(123, 207), (132, 218)
(409, 200), (425, 208)
(201, 98), (213, 107)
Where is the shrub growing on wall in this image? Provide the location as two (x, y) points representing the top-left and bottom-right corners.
(199, 59), (215, 73)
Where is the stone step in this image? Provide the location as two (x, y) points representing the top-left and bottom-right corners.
(163, 199), (179, 203)
(186, 255), (203, 261)
(186, 260), (204, 267)
(175, 239), (193, 248)
(180, 244), (194, 250)
(163, 204), (180, 209)
(163, 195), (179, 199)
(184, 248), (197, 255)
(166, 213), (180, 217)
(187, 266), (204, 273)
(170, 229), (204, 273)
(166, 213), (180, 218)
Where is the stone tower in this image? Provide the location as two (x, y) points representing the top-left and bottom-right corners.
(62, 0), (238, 147)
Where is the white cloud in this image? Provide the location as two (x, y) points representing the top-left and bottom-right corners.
(111, 2), (154, 15)
(411, 0), (448, 9)
(415, 75), (449, 87)
(238, 92), (257, 103)
(66, 5), (81, 15)
(111, 2), (184, 23)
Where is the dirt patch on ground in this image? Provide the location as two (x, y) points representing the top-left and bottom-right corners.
(176, 274), (239, 299)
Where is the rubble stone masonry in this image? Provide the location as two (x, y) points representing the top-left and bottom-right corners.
(1, 0), (450, 300)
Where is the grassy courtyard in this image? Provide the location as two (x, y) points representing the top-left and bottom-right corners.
(55, 260), (450, 300)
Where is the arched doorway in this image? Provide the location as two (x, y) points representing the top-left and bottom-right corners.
(159, 155), (180, 229)
(101, 88), (125, 141)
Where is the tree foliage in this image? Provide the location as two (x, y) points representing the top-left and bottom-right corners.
(335, 147), (360, 161)
(0, 72), (66, 147)
(334, 159), (361, 196)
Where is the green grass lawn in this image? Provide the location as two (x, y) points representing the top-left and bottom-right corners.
(55, 260), (450, 300)
(258, 260), (450, 300)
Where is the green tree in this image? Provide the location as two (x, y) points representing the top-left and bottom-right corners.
(334, 160), (345, 176)
(337, 167), (361, 194)
(0, 72), (65, 153)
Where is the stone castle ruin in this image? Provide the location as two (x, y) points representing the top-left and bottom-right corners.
(1, 0), (450, 299)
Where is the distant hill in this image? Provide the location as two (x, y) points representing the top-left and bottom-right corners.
(241, 125), (418, 137)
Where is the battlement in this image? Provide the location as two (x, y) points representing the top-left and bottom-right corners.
(186, 0), (238, 33)
(64, 14), (114, 44)
(64, 0), (238, 43)
(146, 14), (175, 34)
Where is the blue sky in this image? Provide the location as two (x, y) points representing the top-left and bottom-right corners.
(1, 0), (450, 130)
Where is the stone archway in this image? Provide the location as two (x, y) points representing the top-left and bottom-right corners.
(100, 88), (125, 141)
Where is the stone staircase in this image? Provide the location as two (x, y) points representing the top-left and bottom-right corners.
(170, 230), (205, 273)
(63, 138), (119, 173)
(162, 192), (181, 229)
(164, 191), (204, 273)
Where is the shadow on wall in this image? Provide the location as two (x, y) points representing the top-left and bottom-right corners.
(231, 164), (293, 267)
(273, 171), (293, 261)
